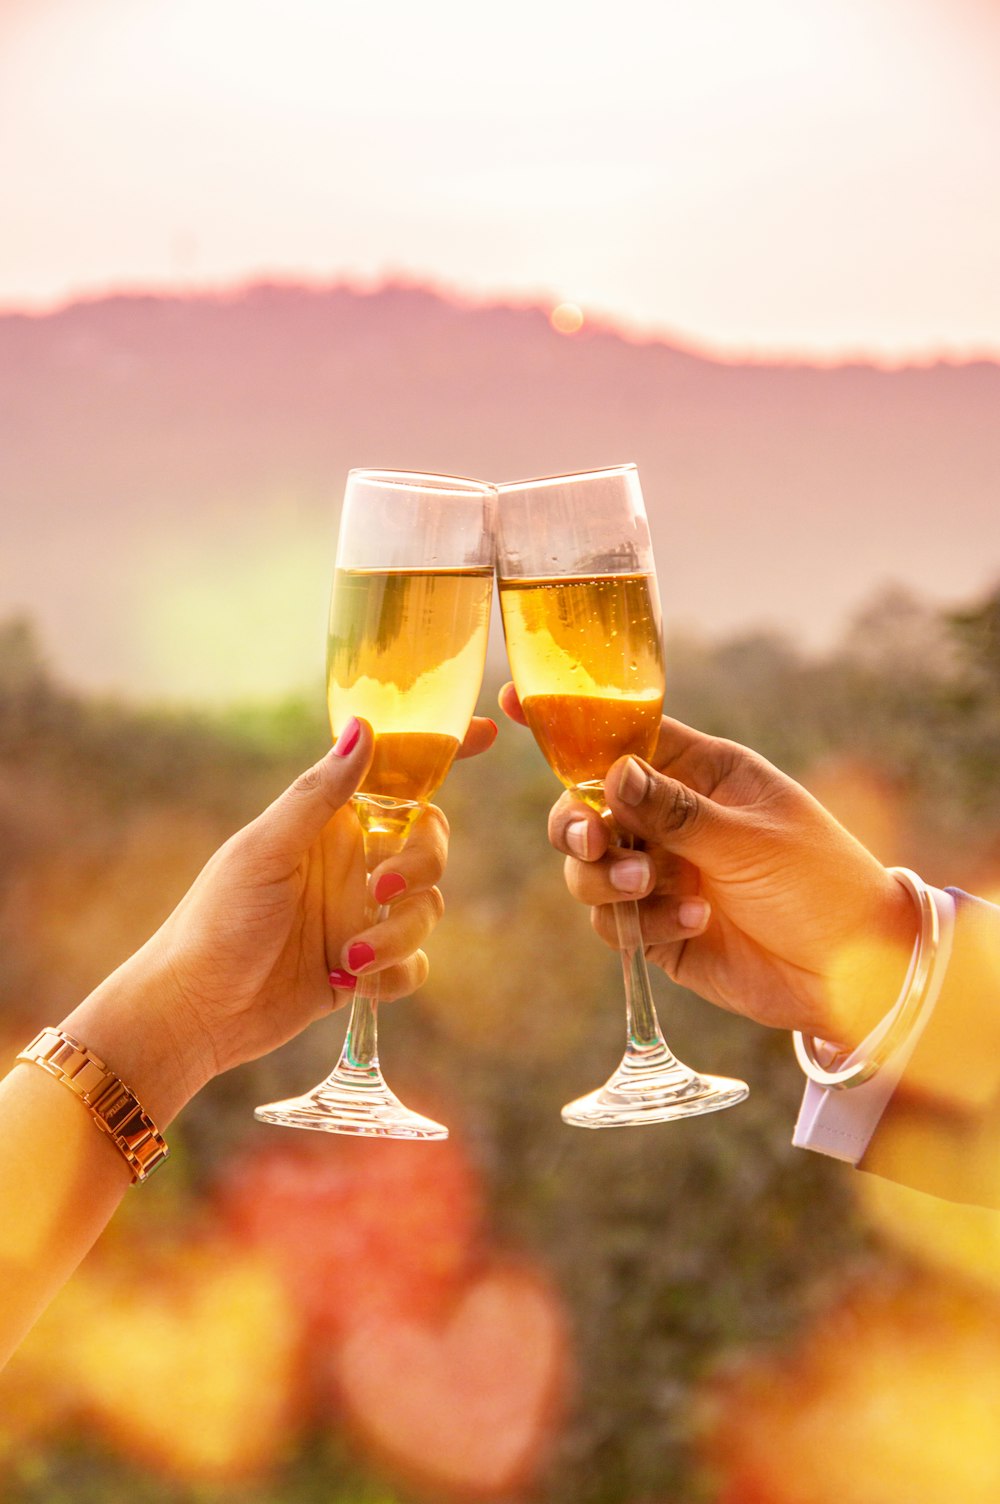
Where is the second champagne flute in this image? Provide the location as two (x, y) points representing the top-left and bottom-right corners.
(497, 464), (748, 1127)
(255, 468), (496, 1140)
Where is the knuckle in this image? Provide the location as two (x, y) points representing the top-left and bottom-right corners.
(410, 951), (430, 992)
(590, 904), (618, 948)
(425, 885), (446, 924)
(415, 804), (450, 864)
(422, 803), (450, 842)
(547, 794), (579, 850)
(385, 953), (429, 999)
(292, 764), (323, 796)
(649, 776), (700, 835)
(377, 965), (404, 1001)
(214, 827), (253, 870)
(562, 854), (584, 899)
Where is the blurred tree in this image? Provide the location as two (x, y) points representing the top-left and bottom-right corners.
(949, 582), (1000, 690)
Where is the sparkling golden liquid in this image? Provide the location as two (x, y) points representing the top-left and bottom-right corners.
(327, 567), (493, 803)
(499, 572), (665, 800)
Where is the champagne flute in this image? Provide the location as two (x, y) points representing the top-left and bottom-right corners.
(497, 464), (748, 1127)
(256, 469), (496, 1139)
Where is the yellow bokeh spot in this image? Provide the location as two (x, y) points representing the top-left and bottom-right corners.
(549, 302), (584, 335)
(858, 1160), (1000, 1291)
(8, 1244), (304, 1483)
(702, 1281), (1000, 1504)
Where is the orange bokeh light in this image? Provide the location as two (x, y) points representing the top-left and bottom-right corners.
(549, 302), (584, 335)
(700, 1279), (1000, 1504)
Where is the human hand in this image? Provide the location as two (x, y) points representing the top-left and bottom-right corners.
(64, 715), (497, 1120)
(500, 684), (915, 1048)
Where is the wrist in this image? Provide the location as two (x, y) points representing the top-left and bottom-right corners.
(826, 870), (921, 1048)
(793, 878), (956, 1163)
(59, 941), (215, 1129)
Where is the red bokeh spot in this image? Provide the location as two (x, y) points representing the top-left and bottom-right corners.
(214, 1135), (484, 1339)
(333, 1261), (569, 1499)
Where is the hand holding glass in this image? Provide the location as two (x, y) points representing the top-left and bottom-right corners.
(256, 469), (495, 1139)
(497, 465), (748, 1126)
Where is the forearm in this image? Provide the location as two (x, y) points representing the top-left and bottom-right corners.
(0, 1063), (133, 1365)
(0, 950), (210, 1368)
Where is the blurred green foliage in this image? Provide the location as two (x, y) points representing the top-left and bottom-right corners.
(0, 585), (998, 1503)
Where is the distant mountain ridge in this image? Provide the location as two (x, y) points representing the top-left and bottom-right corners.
(1, 282), (998, 701)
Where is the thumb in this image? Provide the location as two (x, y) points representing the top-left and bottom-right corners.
(251, 716), (374, 866)
(605, 754), (737, 861)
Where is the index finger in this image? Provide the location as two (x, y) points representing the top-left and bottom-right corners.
(547, 791), (613, 863)
(367, 802), (450, 902)
(498, 682), (528, 727)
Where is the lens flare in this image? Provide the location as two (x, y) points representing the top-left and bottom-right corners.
(549, 302), (584, 335)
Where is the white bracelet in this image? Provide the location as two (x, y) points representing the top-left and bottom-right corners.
(793, 868), (938, 1089)
(791, 877), (956, 1166)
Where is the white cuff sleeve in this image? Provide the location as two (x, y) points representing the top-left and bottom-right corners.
(792, 886), (956, 1165)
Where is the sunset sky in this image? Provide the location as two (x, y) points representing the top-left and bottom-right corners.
(3, 0), (999, 360)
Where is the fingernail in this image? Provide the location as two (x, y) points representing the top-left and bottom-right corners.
(565, 819), (592, 860)
(347, 941), (376, 972)
(374, 872), (407, 903)
(485, 718), (498, 735)
(332, 717), (361, 757)
(678, 899), (710, 932)
(329, 968), (357, 990)
(617, 757), (648, 807)
(610, 856), (651, 893)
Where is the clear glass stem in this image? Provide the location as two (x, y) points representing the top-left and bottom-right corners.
(613, 834), (667, 1054)
(322, 804), (408, 1092)
(336, 901), (387, 1067)
(560, 811), (749, 1128)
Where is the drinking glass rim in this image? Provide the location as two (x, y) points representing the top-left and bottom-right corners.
(496, 463), (638, 494)
(348, 468), (496, 496)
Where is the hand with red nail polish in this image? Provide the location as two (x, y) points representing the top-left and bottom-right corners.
(57, 713), (483, 1129)
(40, 707), (498, 1137)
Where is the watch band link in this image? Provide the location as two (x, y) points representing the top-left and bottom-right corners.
(16, 1028), (169, 1182)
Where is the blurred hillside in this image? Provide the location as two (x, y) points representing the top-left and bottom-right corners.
(2, 281), (998, 701)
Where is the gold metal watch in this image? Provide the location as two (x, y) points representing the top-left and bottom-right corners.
(16, 1028), (170, 1182)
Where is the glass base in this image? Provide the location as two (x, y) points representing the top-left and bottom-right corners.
(255, 1072), (448, 1140)
(561, 1041), (749, 1128)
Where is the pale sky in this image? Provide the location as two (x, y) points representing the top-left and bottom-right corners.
(2, 0), (999, 359)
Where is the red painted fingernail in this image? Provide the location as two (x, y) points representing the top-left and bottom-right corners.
(332, 717), (361, 757)
(328, 968), (357, 990)
(485, 718), (498, 735)
(374, 872), (407, 903)
(347, 941), (376, 972)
